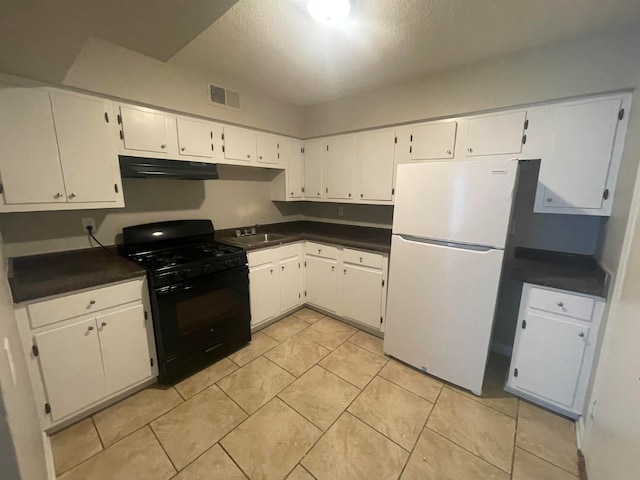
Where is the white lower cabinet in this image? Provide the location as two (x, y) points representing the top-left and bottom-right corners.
(506, 284), (604, 418)
(304, 243), (388, 331)
(248, 244), (304, 329)
(16, 278), (157, 428)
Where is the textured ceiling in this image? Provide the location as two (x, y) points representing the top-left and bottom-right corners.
(170, 0), (640, 105)
(0, 0), (237, 83)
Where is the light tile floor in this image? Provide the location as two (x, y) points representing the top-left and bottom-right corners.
(51, 307), (580, 480)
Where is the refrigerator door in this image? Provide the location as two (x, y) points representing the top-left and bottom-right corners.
(383, 234), (504, 394)
(392, 158), (518, 248)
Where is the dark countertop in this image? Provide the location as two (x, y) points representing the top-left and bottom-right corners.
(215, 220), (392, 254)
(9, 247), (146, 303)
(510, 247), (609, 298)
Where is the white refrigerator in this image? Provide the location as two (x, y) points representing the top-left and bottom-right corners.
(384, 158), (519, 395)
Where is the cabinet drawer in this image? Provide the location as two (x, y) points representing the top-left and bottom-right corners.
(277, 243), (302, 261)
(247, 248), (276, 267)
(306, 242), (338, 260)
(343, 249), (383, 269)
(528, 287), (595, 321)
(28, 279), (144, 329)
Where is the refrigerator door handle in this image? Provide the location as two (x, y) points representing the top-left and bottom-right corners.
(398, 235), (502, 252)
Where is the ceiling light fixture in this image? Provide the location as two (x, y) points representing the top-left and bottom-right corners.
(307, 0), (351, 25)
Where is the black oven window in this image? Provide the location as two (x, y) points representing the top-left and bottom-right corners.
(176, 288), (239, 336)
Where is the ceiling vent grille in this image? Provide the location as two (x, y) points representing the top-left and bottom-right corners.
(208, 83), (240, 109)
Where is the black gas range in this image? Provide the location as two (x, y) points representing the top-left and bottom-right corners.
(122, 220), (251, 383)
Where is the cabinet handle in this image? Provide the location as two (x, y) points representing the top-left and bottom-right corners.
(290, 192), (294, 196)
(447, 149), (452, 155)
(348, 193), (352, 197)
(360, 193), (363, 198)
(281, 266), (285, 271)
(317, 192), (320, 196)
(557, 301), (564, 307)
(181, 146), (186, 151)
(344, 269), (347, 274)
(87, 326), (94, 331)
(247, 154), (251, 158)
(69, 193), (77, 199)
(259, 155), (263, 159)
(270, 269), (273, 274)
(467, 147), (473, 153)
(161, 144), (166, 149)
(89, 300), (96, 305)
(101, 322), (107, 327)
(546, 198), (553, 203)
(54, 192), (63, 199)
(578, 332), (585, 338)
(318, 249), (322, 254)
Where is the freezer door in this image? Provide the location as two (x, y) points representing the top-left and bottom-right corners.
(392, 159), (518, 248)
(383, 235), (504, 394)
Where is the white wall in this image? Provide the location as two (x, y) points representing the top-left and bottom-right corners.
(0, 167), (302, 257)
(0, 233), (47, 480)
(62, 38), (305, 138)
(582, 149), (640, 480)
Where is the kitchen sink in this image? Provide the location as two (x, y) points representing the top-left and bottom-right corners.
(222, 233), (290, 246)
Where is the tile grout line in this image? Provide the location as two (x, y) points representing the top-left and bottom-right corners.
(515, 444), (581, 478)
(217, 442), (251, 480)
(148, 424), (179, 475)
(510, 399), (521, 479)
(172, 360), (240, 401)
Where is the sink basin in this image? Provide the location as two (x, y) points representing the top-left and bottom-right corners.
(222, 233), (290, 246)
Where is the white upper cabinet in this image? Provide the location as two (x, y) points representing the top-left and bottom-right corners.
(176, 117), (214, 159)
(304, 139), (323, 199)
(256, 133), (280, 165)
(0, 87), (67, 204)
(119, 105), (170, 154)
(0, 88), (122, 211)
(223, 126), (256, 162)
(323, 134), (356, 200)
(356, 129), (396, 202)
(464, 110), (527, 157)
(410, 121), (457, 160)
(535, 95), (630, 216)
(285, 139), (304, 199)
(50, 93), (118, 203)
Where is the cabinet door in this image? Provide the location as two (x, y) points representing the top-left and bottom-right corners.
(511, 312), (588, 407)
(305, 256), (337, 311)
(357, 129), (395, 201)
(410, 121), (456, 160)
(35, 318), (107, 421)
(120, 105), (169, 154)
(223, 126), (256, 162)
(256, 133), (280, 165)
(304, 139), (323, 199)
(249, 263), (280, 327)
(97, 305), (153, 394)
(466, 111), (526, 156)
(538, 98), (623, 211)
(279, 256), (303, 312)
(176, 118), (213, 159)
(285, 139), (304, 199)
(323, 135), (355, 200)
(50, 93), (118, 203)
(338, 265), (383, 330)
(0, 88), (67, 204)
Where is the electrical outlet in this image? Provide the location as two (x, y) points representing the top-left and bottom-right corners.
(338, 206), (344, 216)
(82, 218), (96, 233)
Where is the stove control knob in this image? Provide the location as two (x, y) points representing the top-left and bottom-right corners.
(203, 264), (211, 273)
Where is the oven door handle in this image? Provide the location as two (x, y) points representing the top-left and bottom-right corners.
(156, 283), (197, 295)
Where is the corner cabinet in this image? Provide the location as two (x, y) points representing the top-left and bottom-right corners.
(0, 88), (124, 212)
(15, 278), (157, 429)
(506, 284), (605, 418)
(534, 94), (631, 216)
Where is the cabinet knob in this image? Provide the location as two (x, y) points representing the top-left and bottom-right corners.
(181, 146), (186, 151)
(359, 257), (363, 262)
(69, 193), (77, 199)
(270, 269), (273, 274)
(161, 144), (166, 149)
(344, 269), (347, 274)
(281, 266), (285, 271)
(89, 300), (96, 305)
(290, 192), (294, 196)
(331, 266), (335, 271)
(88, 326), (94, 331)
(259, 156), (263, 159)
(101, 322), (107, 327)
(360, 193), (363, 198)
(467, 147), (473, 153)
(247, 154), (251, 158)
(317, 192), (320, 196)
(348, 193), (352, 197)
(54, 192), (63, 199)
(557, 301), (564, 307)
(318, 249), (322, 254)
(447, 149), (452, 155)
(546, 198), (553, 203)
(579, 332), (585, 338)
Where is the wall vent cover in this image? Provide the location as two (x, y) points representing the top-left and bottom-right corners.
(208, 83), (240, 109)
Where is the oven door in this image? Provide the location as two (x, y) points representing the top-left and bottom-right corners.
(151, 265), (250, 382)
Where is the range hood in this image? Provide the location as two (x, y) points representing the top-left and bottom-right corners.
(119, 156), (219, 180)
